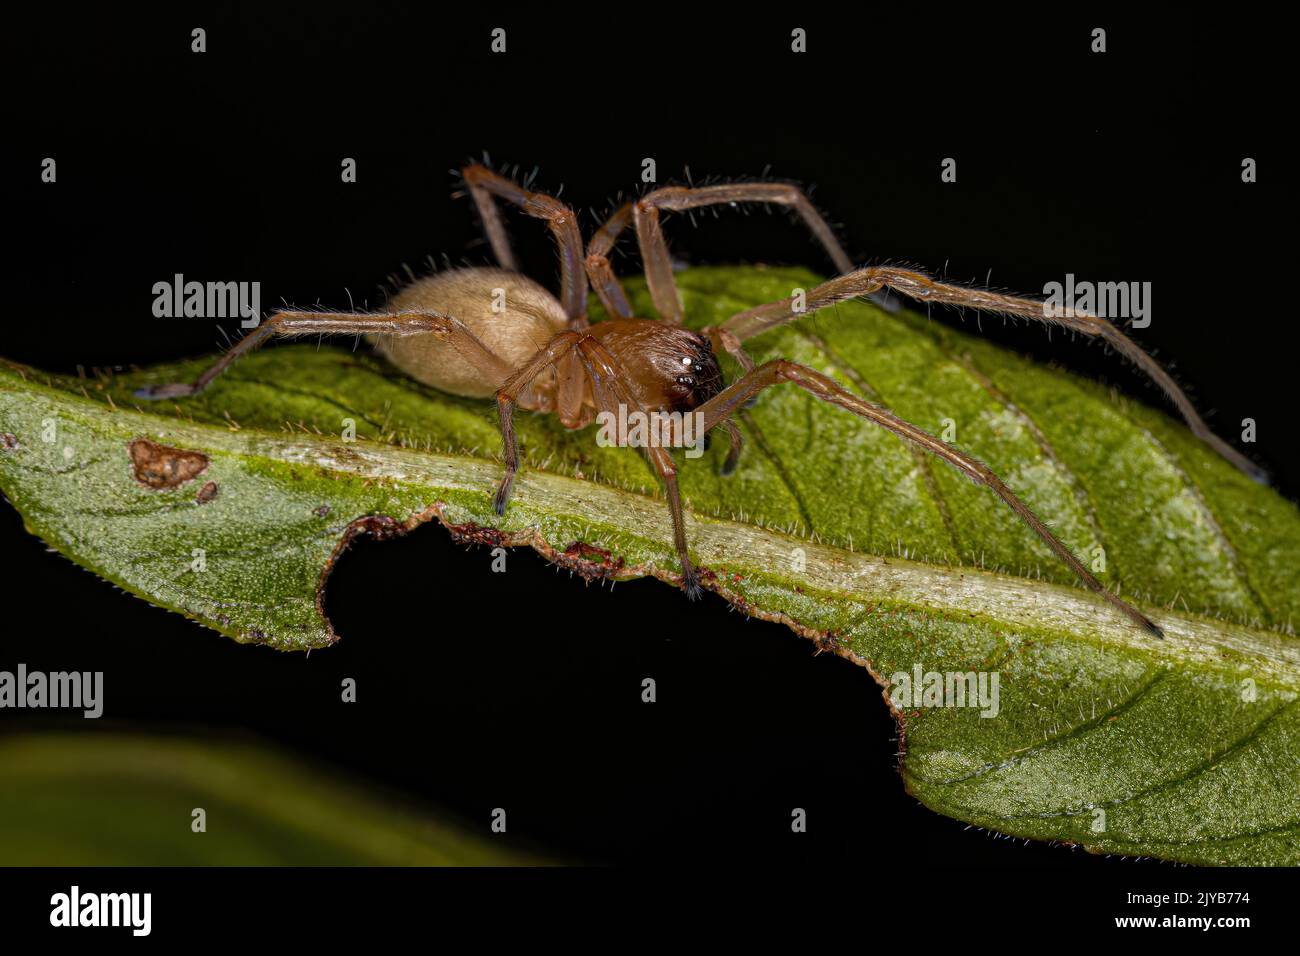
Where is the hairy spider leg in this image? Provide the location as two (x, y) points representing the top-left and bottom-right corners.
(713, 265), (1265, 483)
(586, 181), (898, 327)
(491, 330), (707, 597)
(461, 164), (588, 327)
(585, 201), (635, 320)
(132, 310), (509, 400)
(691, 358), (1164, 636)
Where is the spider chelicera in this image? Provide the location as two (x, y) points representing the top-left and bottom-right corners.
(136, 162), (1262, 636)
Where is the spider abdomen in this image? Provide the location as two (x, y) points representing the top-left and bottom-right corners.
(373, 267), (568, 399)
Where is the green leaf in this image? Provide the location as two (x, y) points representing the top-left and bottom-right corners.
(0, 733), (542, 865)
(2, 265), (1297, 865)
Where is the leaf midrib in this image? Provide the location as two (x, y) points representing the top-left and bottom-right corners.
(14, 372), (1296, 685)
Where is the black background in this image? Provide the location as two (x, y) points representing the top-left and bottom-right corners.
(0, 0), (1292, 901)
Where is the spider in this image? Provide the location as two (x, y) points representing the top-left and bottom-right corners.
(135, 162), (1261, 637)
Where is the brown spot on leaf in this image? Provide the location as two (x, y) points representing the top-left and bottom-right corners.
(195, 480), (219, 504)
(129, 438), (209, 489)
(0, 433), (18, 451)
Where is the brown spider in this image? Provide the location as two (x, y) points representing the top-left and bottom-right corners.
(136, 163), (1261, 637)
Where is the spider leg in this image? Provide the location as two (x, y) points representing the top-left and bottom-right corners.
(718, 419), (744, 476)
(491, 329), (705, 597)
(693, 358), (1164, 636)
(133, 310), (507, 400)
(574, 336), (704, 598)
(706, 326), (757, 376)
(585, 201), (635, 320)
(462, 164), (588, 327)
(631, 181), (897, 325)
(718, 265), (1266, 484)
(492, 331), (585, 515)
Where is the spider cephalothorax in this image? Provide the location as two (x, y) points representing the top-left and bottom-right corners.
(589, 322), (725, 415)
(135, 161), (1267, 637)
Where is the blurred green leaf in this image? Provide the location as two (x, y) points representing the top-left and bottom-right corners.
(0, 733), (541, 865)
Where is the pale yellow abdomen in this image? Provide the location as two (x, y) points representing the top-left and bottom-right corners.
(372, 267), (568, 398)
